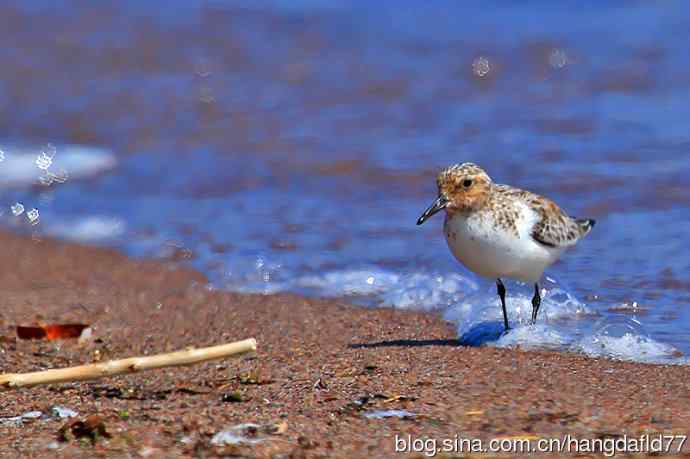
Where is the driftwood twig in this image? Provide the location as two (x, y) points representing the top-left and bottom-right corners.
(0, 338), (257, 391)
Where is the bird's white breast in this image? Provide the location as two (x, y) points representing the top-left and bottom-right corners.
(443, 201), (563, 282)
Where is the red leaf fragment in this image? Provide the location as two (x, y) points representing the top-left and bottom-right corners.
(17, 324), (89, 340)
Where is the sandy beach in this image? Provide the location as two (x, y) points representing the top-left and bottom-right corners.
(0, 231), (687, 458)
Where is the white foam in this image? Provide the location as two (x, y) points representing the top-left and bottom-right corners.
(222, 266), (479, 310)
(441, 280), (686, 363)
(217, 263), (687, 364)
(381, 272), (477, 310)
(45, 216), (125, 242)
(495, 323), (572, 350)
(0, 143), (116, 189)
(445, 280), (592, 349)
(296, 269), (401, 296)
(446, 283), (590, 340)
(289, 269), (478, 310)
(577, 330), (681, 363)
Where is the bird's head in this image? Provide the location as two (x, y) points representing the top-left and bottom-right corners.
(417, 162), (492, 225)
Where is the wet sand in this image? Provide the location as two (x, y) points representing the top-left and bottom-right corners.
(0, 231), (689, 458)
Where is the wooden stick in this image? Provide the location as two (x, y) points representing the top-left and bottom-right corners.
(0, 338), (257, 391)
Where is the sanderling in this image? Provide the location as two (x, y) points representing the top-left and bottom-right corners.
(417, 162), (595, 331)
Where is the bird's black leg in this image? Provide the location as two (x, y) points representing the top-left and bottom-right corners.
(496, 278), (509, 331)
(531, 283), (541, 325)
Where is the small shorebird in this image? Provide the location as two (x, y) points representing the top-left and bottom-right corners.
(417, 163), (595, 331)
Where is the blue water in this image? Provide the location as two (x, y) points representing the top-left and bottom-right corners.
(2, 1), (690, 363)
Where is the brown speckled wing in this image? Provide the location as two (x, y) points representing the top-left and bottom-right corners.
(494, 185), (590, 248)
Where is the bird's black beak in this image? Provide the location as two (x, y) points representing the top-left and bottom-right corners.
(416, 195), (448, 225)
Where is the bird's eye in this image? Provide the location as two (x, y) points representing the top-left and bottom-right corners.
(463, 179), (473, 188)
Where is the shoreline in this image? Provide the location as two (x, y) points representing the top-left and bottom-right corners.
(1, 230), (689, 458)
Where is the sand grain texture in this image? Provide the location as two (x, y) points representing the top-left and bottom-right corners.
(0, 231), (688, 458)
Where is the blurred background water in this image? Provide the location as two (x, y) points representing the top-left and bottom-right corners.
(1, 0), (690, 363)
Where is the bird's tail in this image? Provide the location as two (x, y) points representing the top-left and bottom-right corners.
(575, 218), (596, 237)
